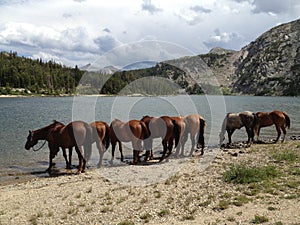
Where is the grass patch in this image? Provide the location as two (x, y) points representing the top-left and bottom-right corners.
(140, 212), (152, 222)
(273, 151), (299, 163)
(215, 200), (230, 210)
(251, 215), (268, 224)
(223, 164), (279, 184)
(232, 195), (250, 206)
(154, 190), (162, 198)
(157, 209), (170, 217)
(117, 220), (134, 225)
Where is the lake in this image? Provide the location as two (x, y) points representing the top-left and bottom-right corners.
(0, 95), (300, 184)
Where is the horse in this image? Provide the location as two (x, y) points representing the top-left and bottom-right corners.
(60, 121), (110, 168)
(219, 111), (256, 145)
(176, 114), (206, 156)
(141, 115), (180, 162)
(25, 120), (92, 174)
(110, 119), (150, 165)
(90, 121), (110, 167)
(254, 110), (290, 143)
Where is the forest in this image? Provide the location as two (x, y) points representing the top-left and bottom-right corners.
(0, 51), (204, 96)
(0, 51), (83, 95)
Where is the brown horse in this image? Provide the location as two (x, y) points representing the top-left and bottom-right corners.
(25, 120), (92, 174)
(141, 115), (180, 162)
(176, 114), (206, 156)
(219, 111), (256, 145)
(60, 121), (110, 168)
(110, 119), (149, 165)
(254, 110), (290, 143)
(90, 121), (110, 167)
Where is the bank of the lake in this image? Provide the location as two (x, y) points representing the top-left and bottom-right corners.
(1, 140), (300, 225)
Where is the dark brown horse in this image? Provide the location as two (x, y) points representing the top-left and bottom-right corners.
(219, 111), (256, 145)
(110, 119), (149, 165)
(177, 114), (206, 156)
(254, 110), (290, 143)
(25, 120), (92, 173)
(141, 115), (180, 162)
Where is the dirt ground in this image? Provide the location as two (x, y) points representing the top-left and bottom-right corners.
(1, 140), (300, 225)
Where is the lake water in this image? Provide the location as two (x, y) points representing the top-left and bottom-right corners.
(1, 95), (300, 185)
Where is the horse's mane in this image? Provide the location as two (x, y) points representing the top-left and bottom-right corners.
(52, 120), (64, 126)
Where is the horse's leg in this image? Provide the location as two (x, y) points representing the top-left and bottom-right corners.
(132, 140), (141, 165)
(110, 141), (116, 164)
(189, 134), (195, 157)
(62, 147), (69, 169)
(274, 125), (281, 143)
(179, 132), (188, 157)
(118, 141), (124, 162)
(47, 145), (57, 174)
(167, 138), (174, 158)
(160, 139), (168, 161)
(68, 147), (72, 167)
(245, 127), (252, 143)
(227, 129), (235, 144)
(281, 125), (287, 143)
(75, 145), (86, 174)
(96, 140), (104, 168)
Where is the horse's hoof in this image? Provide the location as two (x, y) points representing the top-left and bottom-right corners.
(66, 165), (72, 169)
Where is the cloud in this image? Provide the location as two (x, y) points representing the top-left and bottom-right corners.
(203, 28), (245, 50)
(141, 0), (162, 14)
(94, 35), (122, 53)
(251, 0), (291, 14)
(230, 0), (295, 15)
(102, 28), (111, 33)
(190, 5), (212, 14)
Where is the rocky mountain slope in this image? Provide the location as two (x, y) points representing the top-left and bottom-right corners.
(146, 18), (300, 96)
(232, 18), (300, 95)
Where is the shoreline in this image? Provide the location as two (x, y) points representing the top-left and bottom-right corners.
(1, 140), (300, 224)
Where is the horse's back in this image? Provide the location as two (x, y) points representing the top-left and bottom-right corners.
(183, 114), (201, 133)
(66, 120), (92, 146)
(90, 121), (108, 142)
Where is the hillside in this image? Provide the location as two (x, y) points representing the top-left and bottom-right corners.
(232, 19), (300, 95)
(0, 51), (83, 95)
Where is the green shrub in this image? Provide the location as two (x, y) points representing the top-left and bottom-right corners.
(223, 164), (279, 184)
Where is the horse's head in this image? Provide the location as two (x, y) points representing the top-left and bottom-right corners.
(25, 130), (38, 150)
(219, 132), (225, 145)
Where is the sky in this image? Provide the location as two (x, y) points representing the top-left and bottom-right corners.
(0, 0), (299, 68)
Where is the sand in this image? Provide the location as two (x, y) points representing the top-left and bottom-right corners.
(1, 141), (300, 225)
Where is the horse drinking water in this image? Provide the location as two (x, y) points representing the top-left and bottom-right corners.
(25, 120), (92, 174)
(219, 111), (256, 145)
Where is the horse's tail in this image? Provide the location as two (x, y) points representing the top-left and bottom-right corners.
(197, 117), (206, 149)
(84, 123), (93, 161)
(283, 112), (291, 129)
(172, 119), (181, 148)
(103, 123), (110, 150)
(140, 121), (150, 140)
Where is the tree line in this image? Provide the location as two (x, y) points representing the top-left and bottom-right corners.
(0, 51), (204, 96)
(0, 51), (83, 95)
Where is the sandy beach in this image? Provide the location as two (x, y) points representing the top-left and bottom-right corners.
(1, 141), (300, 225)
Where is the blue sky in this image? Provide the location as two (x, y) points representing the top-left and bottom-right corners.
(0, 0), (299, 67)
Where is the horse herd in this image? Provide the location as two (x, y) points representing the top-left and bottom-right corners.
(24, 110), (290, 174)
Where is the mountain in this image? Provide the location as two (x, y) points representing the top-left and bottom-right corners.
(232, 19), (300, 95)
